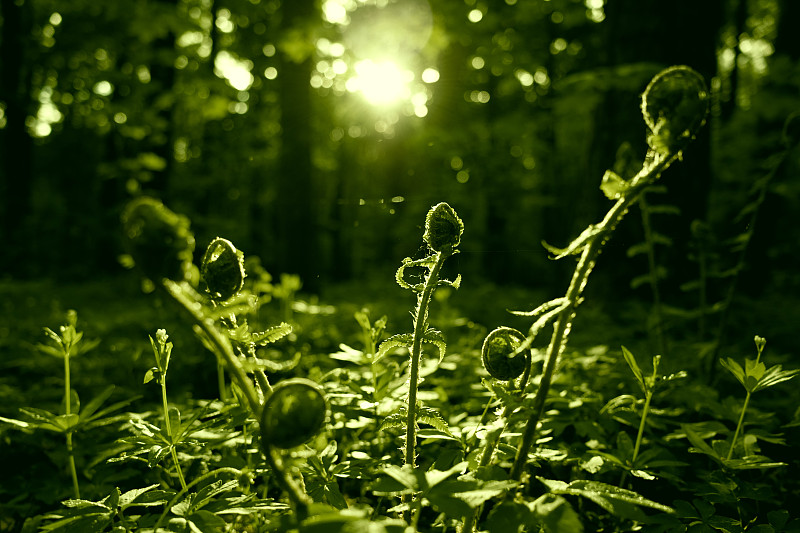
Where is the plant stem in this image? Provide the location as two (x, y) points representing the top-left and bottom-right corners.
(402, 250), (448, 522)
(726, 391), (751, 461)
(621, 390), (653, 486)
(510, 151), (679, 481)
(217, 359), (228, 401)
(405, 251), (447, 468)
(263, 444), (311, 522)
(160, 378), (187, 491)
(162, 280), (262, 415)
(63, 353), (80, 499)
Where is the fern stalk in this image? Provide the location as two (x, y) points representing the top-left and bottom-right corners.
(405, 251), (448, 468)
(510, 150), (684, 481)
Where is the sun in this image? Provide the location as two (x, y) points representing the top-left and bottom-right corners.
(346, 60), (414, 105)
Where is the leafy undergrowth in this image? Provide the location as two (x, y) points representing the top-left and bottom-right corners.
(2, 267), (799, 533)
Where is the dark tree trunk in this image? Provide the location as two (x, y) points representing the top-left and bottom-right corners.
(720, 0), (748, 120)
(145, 0), (179, 197)
(0, 0), (34, 277)
(274, 0), (319, 291)
(774, 0), (800, 61)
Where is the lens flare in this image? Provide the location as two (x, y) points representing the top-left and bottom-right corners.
(346, 60), (414, 105)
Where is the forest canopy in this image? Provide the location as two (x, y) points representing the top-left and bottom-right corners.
(0, 0), (798, 294)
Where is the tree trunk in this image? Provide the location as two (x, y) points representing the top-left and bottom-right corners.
(274, 0), (319, 291)
(0, 0), (34, 277)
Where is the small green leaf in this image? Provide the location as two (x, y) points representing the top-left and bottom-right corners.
(373, 465), (419, 494)
(0, 415), (32, 429)
(745, 358), (766, 381)
(719, 358), (746, 388)
(187, 509), (227, 533)
(600, 170), (630, 200)
(143, 367), (158, 384)
(530, 493), (584, 533)
(54, 414), (80, 432)
(753, 365), (800, 393)
(682, 424), (721, 461)
(621, 346), (645, 393)
(484, 500), (532, 533)
(427, 477), (515, 518)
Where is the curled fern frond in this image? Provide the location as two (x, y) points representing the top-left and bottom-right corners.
(641, 65), (709, 154)
(121, 197), (195, 284)
(201, 237), (245, 301)
(482, 327), (530, 382)
(260, 378), (327, 450)
(424, 202), (464, 253)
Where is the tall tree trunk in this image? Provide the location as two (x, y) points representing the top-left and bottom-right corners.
(146, 0), (179, 197)
(0, 0), (34, 277)
(774, 0), (800, 61)
(275, 0), (318, 290)
(720, 0), (748, 120)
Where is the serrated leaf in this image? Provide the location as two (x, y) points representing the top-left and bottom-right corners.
(379, 413), (406, 433)
(417, 406), (453, 436)
(250, 322), (293, 345)
(375, 333), (413, 363)
(422, 328), (446, 364)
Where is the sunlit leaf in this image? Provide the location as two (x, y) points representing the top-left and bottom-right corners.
(375, 333), (413, 363)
